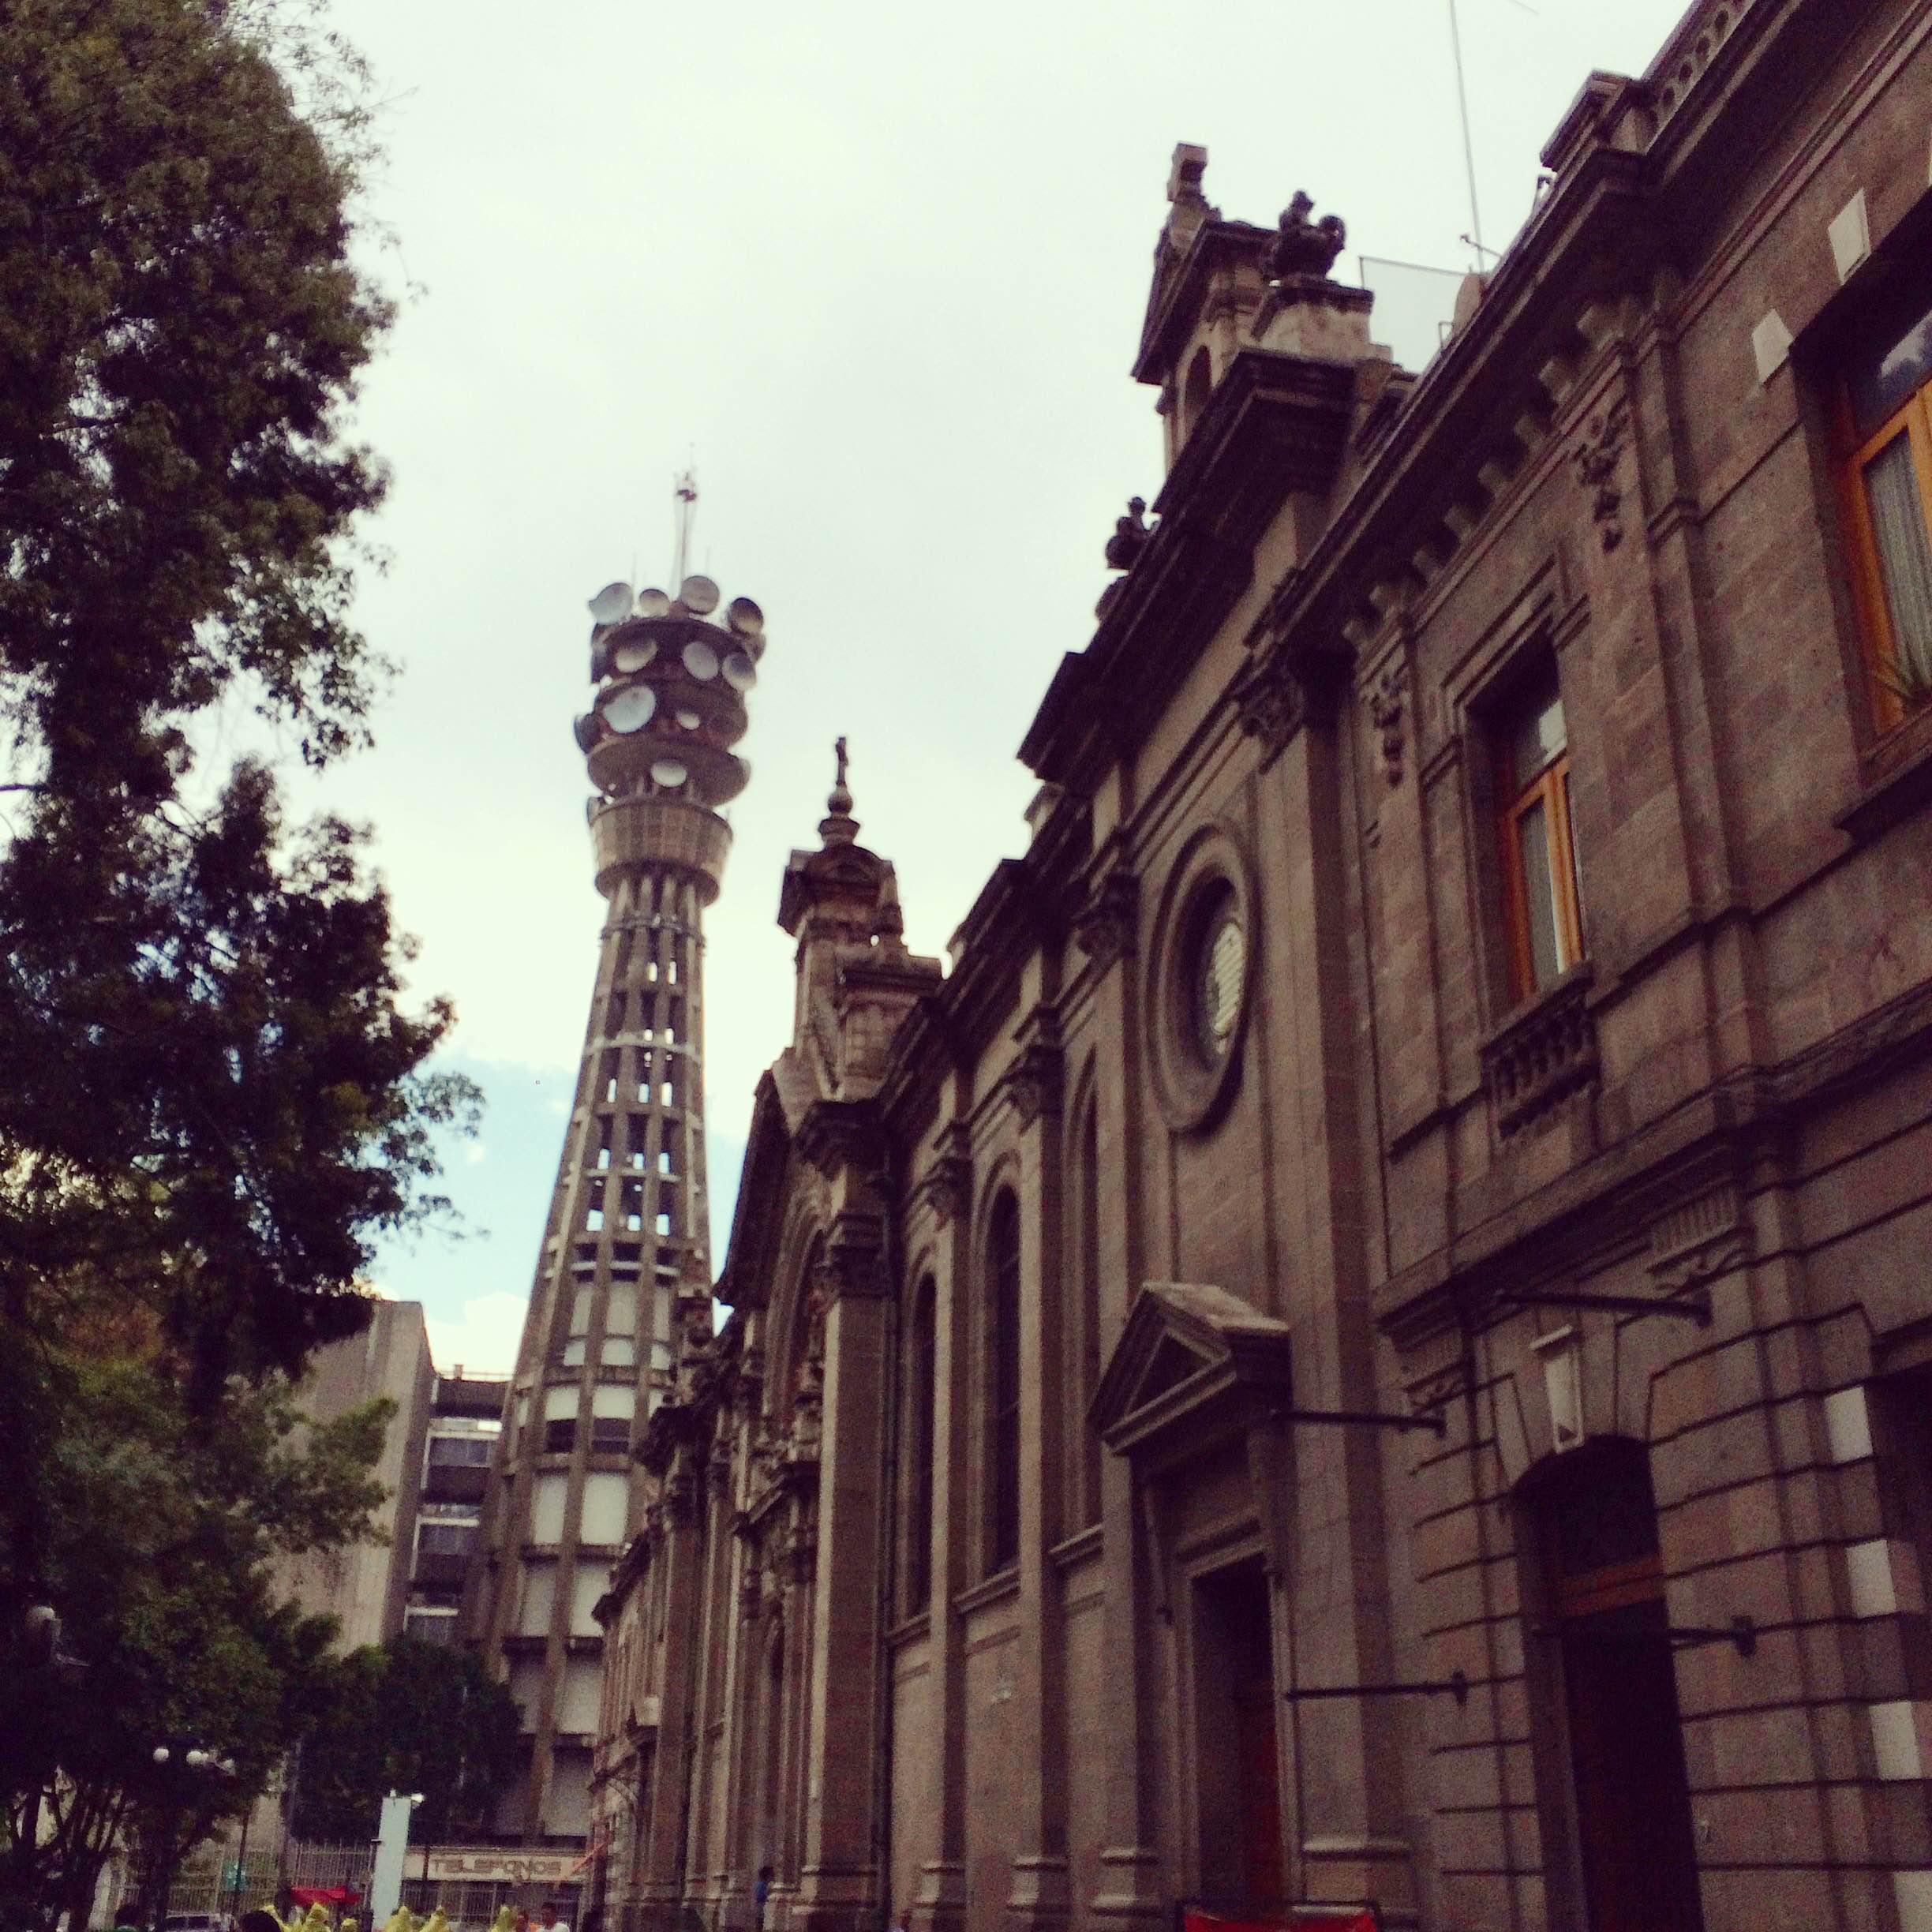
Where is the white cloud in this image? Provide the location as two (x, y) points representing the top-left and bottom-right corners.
(424, 1291), (528, 1380)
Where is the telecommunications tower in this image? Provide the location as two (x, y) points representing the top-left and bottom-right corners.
(471, 551), (766, 1852)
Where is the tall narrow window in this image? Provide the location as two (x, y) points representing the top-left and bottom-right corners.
(1498, 662), (1585, 1002)
(1840, 289), (1932, 730)
(987, 1191), (1022, 1575)
(904, 1276), (937, 1612)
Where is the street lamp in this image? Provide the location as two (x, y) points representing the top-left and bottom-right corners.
(150, 1742), (238, 1932)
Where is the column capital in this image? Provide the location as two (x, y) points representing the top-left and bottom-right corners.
(816, 1209), (891, 1301)
(796, 1096), (882, 1181)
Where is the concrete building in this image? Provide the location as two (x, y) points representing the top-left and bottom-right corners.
(279, 1299), (436, 1652)
(469, 574), (772, 1855)
(591, 0), (1932, 1926)
(405, 1369), (511, 1646)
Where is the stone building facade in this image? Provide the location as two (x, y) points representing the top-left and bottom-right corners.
(592, 2), (1932, 1929)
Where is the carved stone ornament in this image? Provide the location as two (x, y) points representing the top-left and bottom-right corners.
(1365, 659), (1406, 786)
(1646, 1185), (1749, 1294)
(1233, 654), (1306, 765)
(1073, 867), (1139, 970)
(1003, 1005), (1063, 1129)
(1267, 190), (1347, 283)
(819, 1211), (890, 1300)
(1483, 968), (1599, 1139)
(912, 1122), (972, 1227)
(1571, 398), (1631, 551)
(1005, 1037), (1064, 1129)
(1104, 496), (1152, 573)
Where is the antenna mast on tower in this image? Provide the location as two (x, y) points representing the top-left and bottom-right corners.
(1446, 0), (1485, 264)
(672, 467), (698, 587)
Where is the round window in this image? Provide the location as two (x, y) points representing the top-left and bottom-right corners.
(1192, 893), (1245, 1060)
(1144, 824), (1256, 1136)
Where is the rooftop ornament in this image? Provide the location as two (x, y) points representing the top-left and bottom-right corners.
(1267, 190), (1348, 284)
(1104, 496), (1152, 572)
(820, 736), (859, 847)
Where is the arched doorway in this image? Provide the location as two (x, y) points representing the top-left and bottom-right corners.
(1523, 1439), (1704, 1932)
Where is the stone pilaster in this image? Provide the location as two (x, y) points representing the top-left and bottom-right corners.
(1002, 1002), (1071, 1932)
(794, 1225), (891, 1932)
(909, 1091), (973, 1932)
(1259, 715), (1413, 1917)
(1080, 862), (1166, 1932)
(635, 1449), (708, 1932)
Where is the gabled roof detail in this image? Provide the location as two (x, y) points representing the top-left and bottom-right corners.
(1090, 1280), (1293, 1458)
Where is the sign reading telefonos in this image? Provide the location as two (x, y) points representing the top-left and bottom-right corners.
(423, 1851), (581, 1885)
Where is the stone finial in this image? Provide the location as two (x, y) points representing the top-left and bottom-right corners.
(871, 865), (906, 952)
(1162, 142), (1220, 254)
(1268, 192), (1348, 283)
(1166, 143), (1210, 210)
(820, 735), (858, 847)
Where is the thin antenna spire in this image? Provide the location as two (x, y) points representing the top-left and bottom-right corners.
(672, 468), (698, 586)
(1446, 0), (1485, 264)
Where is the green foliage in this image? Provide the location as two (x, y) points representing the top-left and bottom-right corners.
(291, 1638), (523, 1847)
(0, 0), (482, 1923)
(0, 0), (477, 1418)
(0, 1349), (394, 1930)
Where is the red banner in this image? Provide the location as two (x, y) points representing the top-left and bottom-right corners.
(1183, 1908), (1375, 1932)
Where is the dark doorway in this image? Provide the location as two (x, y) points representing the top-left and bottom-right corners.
(1193, 1559), (1283, 1907)
(1530, 1440), (1705, 1932)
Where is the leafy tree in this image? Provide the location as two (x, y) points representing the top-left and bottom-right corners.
(290, 1638), (523, 1848)
(0, 0), (481, 1921)
(0, 1347), (395, 1931)
(0, 0), (468, 1413)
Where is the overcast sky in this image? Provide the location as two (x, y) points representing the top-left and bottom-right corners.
(312, 0), (1698, 1375)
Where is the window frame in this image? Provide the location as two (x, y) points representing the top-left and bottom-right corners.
(1837, 366), (1932, 736)
(1496, 679), (1586, 1005)
(902, 1274), (937, 1614)
(984, 1190), (1023, 1578)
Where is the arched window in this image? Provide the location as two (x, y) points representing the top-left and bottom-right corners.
(986, 1190), (1022, 1575)
(775, 1236), (826, 1433)
(1068, 1095), (1103, 1530)
(1522, 1439), (1703, 1932)
(903, 1275), (937, 1612)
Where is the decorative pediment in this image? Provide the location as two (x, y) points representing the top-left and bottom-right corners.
(1090, 1280), (1293, 1460)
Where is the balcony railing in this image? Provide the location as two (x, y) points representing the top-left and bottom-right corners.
(1481, 966), (1598, 1139)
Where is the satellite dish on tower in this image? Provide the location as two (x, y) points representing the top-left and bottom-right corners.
(636, 587), (671, 618)
(602, 685), (657, 734)
(680, 575), (720, 616)
(588, 582), (634, 625)
(725, 597), (763, 640)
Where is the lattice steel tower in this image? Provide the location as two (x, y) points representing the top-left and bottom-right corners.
(473, 566), (766, 1853)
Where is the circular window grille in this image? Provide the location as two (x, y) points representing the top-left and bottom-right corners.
(1145, 826), (1256, 1136)
(1193, 897), (1245, 1060)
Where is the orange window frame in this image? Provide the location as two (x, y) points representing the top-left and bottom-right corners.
(1499, 749), (1585, 1004)
(1838, 380), (1932, 734)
